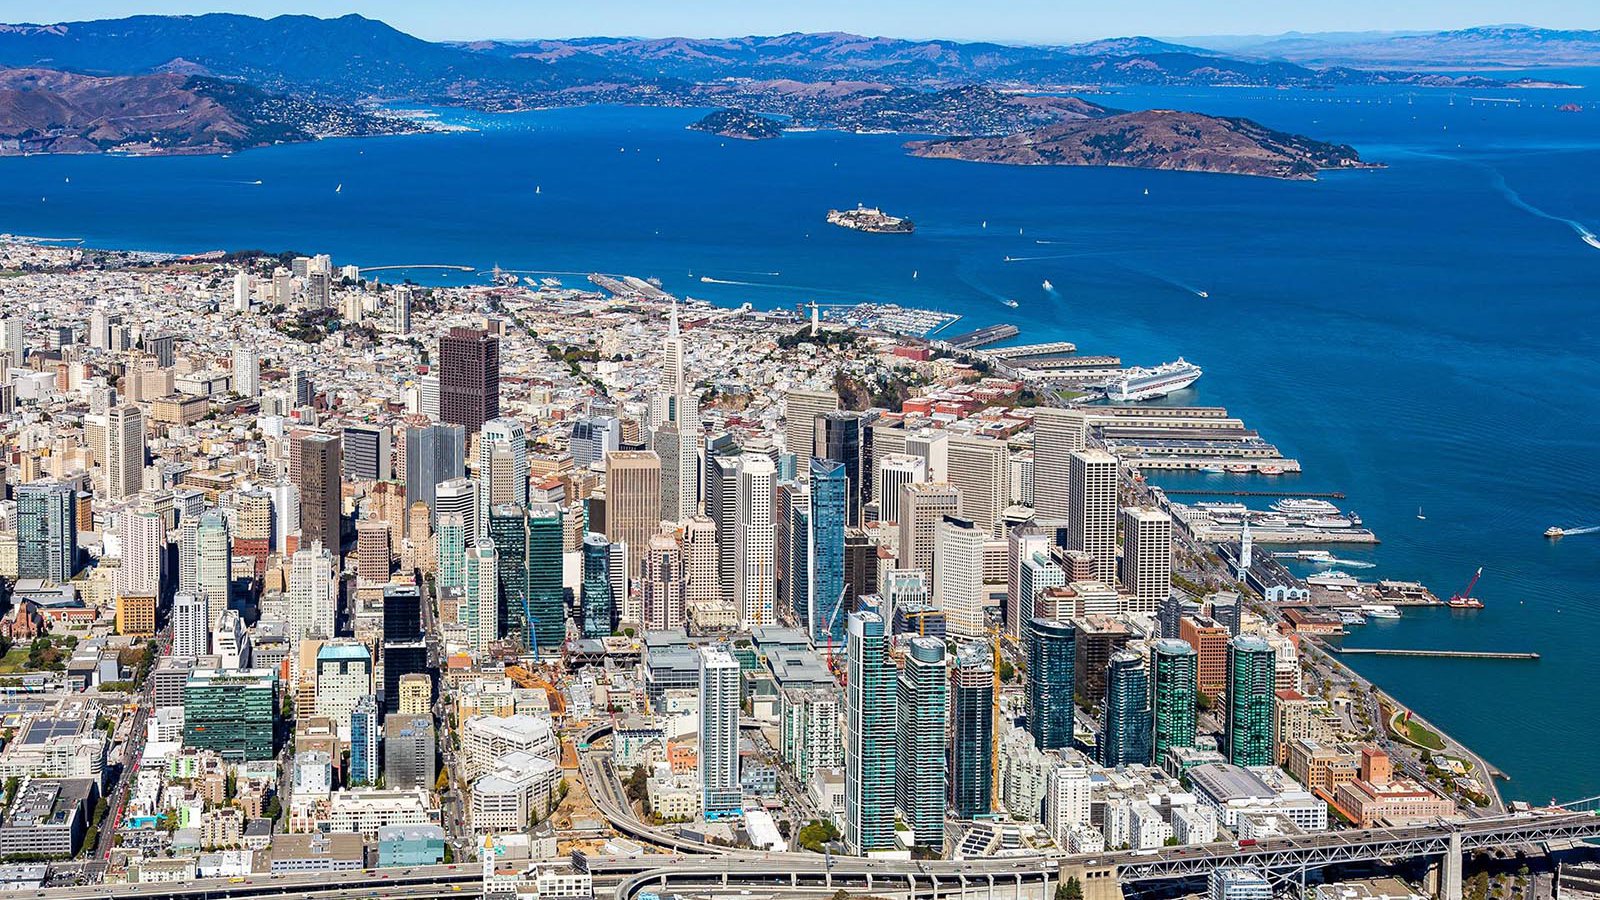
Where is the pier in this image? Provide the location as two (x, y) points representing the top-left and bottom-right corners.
(1331, 648), (1539, 660)
(945, 323), (1019, 349)
(1162, 489), (1347, 499)
(987, 341), (1078, 359)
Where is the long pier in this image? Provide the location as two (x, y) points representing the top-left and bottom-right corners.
(1162, 488), (1347, 499)
(1332, 647), (1539, 660)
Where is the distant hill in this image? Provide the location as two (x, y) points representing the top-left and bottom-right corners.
(0, 67), (413, 155)
(906, 109), (1378, 180)
(1202, 25), (1600, 69)
(0, 13), (636, 101)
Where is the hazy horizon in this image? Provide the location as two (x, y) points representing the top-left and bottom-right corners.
(3, 1), (1599, 45)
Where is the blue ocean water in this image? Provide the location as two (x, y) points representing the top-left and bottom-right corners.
(3, 74), (1599, 803)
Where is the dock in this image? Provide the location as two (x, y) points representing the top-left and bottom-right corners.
(1162, 489), (1347, 499)
(987, 341), (1078, 360)
(945, 324), (1019, 349)
(1331, 648), (1539, 660)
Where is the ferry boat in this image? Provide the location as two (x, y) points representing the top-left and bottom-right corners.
(1274, 498), (1341, 515)
(1545, 526), (1565, 539)
(1103, 358), (1203, 402)
(1003, 299), (1020, 308)
(827, 205), (914, 234)
(1042, 279), (1054, 290)
(1361, 604), (1402, 619)
(1308, 516), (1356, 529)
(1278, 549), (1336, 563)
(1337, 609), (1368, 626)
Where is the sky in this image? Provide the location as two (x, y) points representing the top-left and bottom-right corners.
(5, 0), (1599, 43)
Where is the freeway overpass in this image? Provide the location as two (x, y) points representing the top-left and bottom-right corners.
(603, 812), (1600, 900)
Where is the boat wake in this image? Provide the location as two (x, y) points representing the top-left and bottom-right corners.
(1003, 253), (1089, 263)
(699, 276), (767, 286)
(1489, 170), (1600, 250)
(1561, 524), (1600, 536)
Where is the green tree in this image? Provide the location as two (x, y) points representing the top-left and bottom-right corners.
(1056, 876), (1084, 900)
(797, 819), (841, 853)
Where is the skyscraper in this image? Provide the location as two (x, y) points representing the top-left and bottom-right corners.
(464, 542), (499, 653)
(195, 513), (232, 630)
(680, 516), (719, 610)
(895, 636), (947, 853)
(845, 611), (896, 855)
(873, 454), (925, 524)
(382, 584), (427, 715)
(807, 458), (847, 646)
(231, 345), (260, 398)
(341, 423), (392, 483)
(642, 532), (682, 631)
(404, 423), (466, 514)
(817, 411), (865, 525)
(171, 593), (209, 659)
(705, 453), (741, 604)
(104, 404), (145, 501)
(116, 508), (165, 599)
(298, 432), (343, 556)
(16, 480), (76, 583)
(349, 696), (380, 786)
(699, 647), (741, 818)
(604, 451), (661, 580)
(434, 513), (468, 593)
(1119, 506), (1173, 617)
(1151, 638), (1199, 763)
(934, 515), (987, 640)
(1067, 449), (1118, 575)
(288, 543), (336, 650)
(783, 387), (839, 463)
(1007, 527), (1052, 638)
(735, 454), (777, 629)
(946, 433), (1008, 535)
(433, 477), (478, 543)
(569, 415), (620, 471)
(581, 533), (615, 638)
(480, 417), (530, 515)
(655, 418), (701, 524)
(488, 503), (565, 650)
(950, 642), (994, 819)
(1225, 635), (1277, 767)
(438, 326), (499, 433)
(1030, 408), (1086, 521)
(1100, 650), (1153, 768)
(1026, 618), (1076, 751)
(897, 482), (962, 577)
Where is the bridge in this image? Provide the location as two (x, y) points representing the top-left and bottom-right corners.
(606, 812), (1600, 900)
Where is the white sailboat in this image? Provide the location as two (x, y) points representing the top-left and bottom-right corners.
(1416, 506), (1426, 520)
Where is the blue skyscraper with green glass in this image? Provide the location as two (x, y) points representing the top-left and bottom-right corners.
(846, 611), (896, 854)
(808, 458), (847, 646)
(1151, 638), (1198, 762)
(896, 636), (948, 852)
(581, 533), (614, 637)
(1100, 650), (1152, 768)
(1026, 618), (1076, 751)
(950, 641), (994, 818)
(487, 502), (566, 650)
(1226, 634), (1277, 767)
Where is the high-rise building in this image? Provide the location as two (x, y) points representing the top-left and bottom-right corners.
(705, 453), (741, 604)
(642, 532), (682, 631)
(1225, 635), (1277, 767)
(382, 584), (427, 715)
(391, 286), (412, 335)
(783, 388), (839, 463)
(480, 417), (530, 515)
(680, 516), (719, 610)
(1026, 618), (1076, 751)
(16, 480), (76, 583)
(438, 326), (499, 433)
(116, 508), (165, 599)
(404, 423), (466, 515)
(433, 478), (478, 543)
(604, 451), (661, 579)
(873, 454), (924, 524)
(777, 480), (807, 625)
(934, 516), (987, 640)
(1007, 528), (1052, 638)
(314, 642), (373, 738)
(349, 696), (380, 786)
(735, 454), (777, 629)
(464, 542), (499, 653)
(897, 482), (962, 577)
(1151, 638), (1199, 762)
(1119, 506), (1173, 616)
(195, 513), (232, 630)
(1030, 408), (1086, 521)
(341, 424), (392, 483)
(570, 416), (620, 471)
(171, 592), (209, 658)
(845, 611), (896, 855)
(0, 315), (26, 361)
(183, 668), (277, 761)
(947, 434), (1008, 535)
(1100, 650), (1152, 768)
(435, 513), (468, 593)
(1067, 449), (1118, 575)
(950, 642), (994, 819)
(487, 503), (565, 650)
(231, 345), (260, 398)
(817, 411), (868, 525)
(895, 636), (947, 852)
(104, 404), (145, 501)
(355, 519), (392, 585)
(298, 433), (343, 556)
(581, 533), (615, 637)
(1181, 614), (1232, 698)
(807, 458), (847, 646)
(904, 429), (949, 483)
(699, 647), (741, 818)
(288, 543), (336, 664)
(384, 716), (437, 791)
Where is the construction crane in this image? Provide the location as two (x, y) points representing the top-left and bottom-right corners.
(822, 586), (849, 684)
(1448, 566), (1486, 609)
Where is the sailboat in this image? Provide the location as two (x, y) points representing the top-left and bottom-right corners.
(1416, 506), (1426, 520)
(535, 185), (541, 195)
(1143, 188), (1149, 196)
(912, 271), (918, 279)
(335, 183), (343, 194)
(981, 220), (988, 229)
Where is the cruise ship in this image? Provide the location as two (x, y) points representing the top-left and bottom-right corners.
(826, 205), (915, 234)
(1103, 358), (1202, 402)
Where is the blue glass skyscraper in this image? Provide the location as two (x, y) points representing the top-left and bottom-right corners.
(808, 458), (847, 646)
(581, 533), (615, 638)
(1100, 650), (1153, 768)
(1026, 618), (1076, 751)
